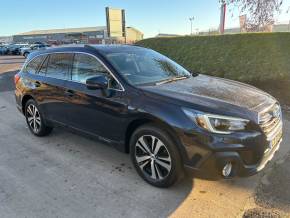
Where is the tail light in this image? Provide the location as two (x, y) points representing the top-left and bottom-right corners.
(14, 73), (20, 85)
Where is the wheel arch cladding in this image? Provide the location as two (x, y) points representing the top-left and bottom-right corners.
(125, 117), (185, 163)
(21, 95), (34, 114)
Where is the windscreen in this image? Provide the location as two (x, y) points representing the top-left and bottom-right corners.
(104, 49), (191, 85)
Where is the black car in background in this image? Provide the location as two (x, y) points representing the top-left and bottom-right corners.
(7, 44), (28, 55)
(14, 45), (283, 187)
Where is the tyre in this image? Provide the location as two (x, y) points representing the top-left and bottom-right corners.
(130, 124), (183, 188)
(25, 99), (53, 136)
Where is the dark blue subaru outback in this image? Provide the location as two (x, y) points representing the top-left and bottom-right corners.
(15, 44), (283, 187)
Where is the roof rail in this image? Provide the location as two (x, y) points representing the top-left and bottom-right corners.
(84, 44), (98, 51)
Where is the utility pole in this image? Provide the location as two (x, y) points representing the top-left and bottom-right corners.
(219, 0), (226, 34)
(189, 17), (194, 35)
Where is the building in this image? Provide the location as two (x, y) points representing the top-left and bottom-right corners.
(155, 33), (181, 38)
(0, 36), (13, 44)
(224, 22), (290, 34)
(126, 27), (144, 42)
(13, 26), (143, 44)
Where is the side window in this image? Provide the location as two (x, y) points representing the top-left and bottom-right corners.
(46, 53), (73, 80)
(38, 55), (49, 75)
(23, 55), (45, 74)
(71, 53), (122, 90)
(71, 53), (109, 83)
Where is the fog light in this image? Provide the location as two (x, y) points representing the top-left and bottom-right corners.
(222, 162), (232, 177)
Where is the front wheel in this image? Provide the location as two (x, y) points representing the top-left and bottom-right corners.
(25, 99), (53, 136)
(130, 124), (183, 188)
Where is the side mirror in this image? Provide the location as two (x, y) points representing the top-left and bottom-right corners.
(86, 75), (108, 90)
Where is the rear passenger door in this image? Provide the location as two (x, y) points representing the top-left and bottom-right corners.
(21, 54), (47, 109)
(38, 53), (73, 124)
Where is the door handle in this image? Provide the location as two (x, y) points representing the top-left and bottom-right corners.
(65, 89), (75, 97)
(34, 81), (41, 87)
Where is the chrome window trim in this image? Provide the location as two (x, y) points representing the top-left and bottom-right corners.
(23, 51), (125, 92)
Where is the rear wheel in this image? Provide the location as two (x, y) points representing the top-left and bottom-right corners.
(130, 124), (183, 188)
(25, 99), (53, 136)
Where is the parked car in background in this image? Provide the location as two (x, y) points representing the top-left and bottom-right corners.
(14, 45), (283, 188)
(21, 44), (50, 58)
(7, 44), (29, 55)
(0, 45), (8, 55)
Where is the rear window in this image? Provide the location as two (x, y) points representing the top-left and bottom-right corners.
(46, 53), (73, 80)
(38, 55), (49, 75)
(23, 55), (46, 74)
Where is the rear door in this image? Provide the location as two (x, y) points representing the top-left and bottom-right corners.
(38, 53), (73, 124)
(20, 55), (47, 109)
(63, 52), (128, 141)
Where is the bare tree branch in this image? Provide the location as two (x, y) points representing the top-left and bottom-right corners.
(221, 0), (283, 31)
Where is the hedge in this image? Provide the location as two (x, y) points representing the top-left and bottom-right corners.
(135, 33), (290, 82)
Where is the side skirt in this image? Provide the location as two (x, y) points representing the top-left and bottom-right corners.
(45, 119), (126, 153)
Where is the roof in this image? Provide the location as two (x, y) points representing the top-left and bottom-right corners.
(88, 44), (147, 54)
(16, 26), (107, 36)
(28, 44), (145, 58)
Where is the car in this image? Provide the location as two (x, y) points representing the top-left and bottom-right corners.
(21, 44), (50, 58)
(0, 45), (8, 55)
(19, 44), (31, 56)
(14, 45), (283, 188)
(7, 44), (29, 55)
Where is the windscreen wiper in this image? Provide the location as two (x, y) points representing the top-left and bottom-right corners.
(156, 76), (189, 85)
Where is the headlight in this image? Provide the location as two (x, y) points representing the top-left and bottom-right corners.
(182, 108), (249, 134)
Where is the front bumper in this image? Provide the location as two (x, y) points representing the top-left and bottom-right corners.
(184, 138), (282, 180)
(180, 124), (282, 180)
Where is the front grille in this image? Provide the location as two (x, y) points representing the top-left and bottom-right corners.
(259, 103), (282, 140)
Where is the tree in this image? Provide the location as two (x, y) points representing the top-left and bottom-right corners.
(222, 0), (283, 31)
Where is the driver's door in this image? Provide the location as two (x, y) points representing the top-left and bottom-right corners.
(63, 53), (128, 141)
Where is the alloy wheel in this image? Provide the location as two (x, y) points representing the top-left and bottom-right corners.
(26, 104), (41, 133)
(135, 135), (172, 180)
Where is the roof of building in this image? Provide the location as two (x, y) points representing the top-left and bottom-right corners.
(155, 33), (181, 37)
(15, 26), (144, 37)
(16, 26), (107, 36)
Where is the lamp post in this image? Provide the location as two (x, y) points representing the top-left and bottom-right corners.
(189, 17), (194, 35)
(219, 0), (226, 34)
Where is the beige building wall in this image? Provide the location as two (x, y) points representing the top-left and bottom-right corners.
(125, 27), (144, 43)
(106, 8), (124, 37)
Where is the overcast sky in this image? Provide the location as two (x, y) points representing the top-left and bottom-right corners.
(1, 0), (290, 38)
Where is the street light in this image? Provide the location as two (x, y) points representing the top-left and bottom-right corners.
(189, 17), (194, 35)
(219, 1), (226, 34)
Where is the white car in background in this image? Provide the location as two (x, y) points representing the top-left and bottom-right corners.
(21, 44), (50, 58)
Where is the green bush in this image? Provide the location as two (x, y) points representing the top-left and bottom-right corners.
(136, 33), (290, 82)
